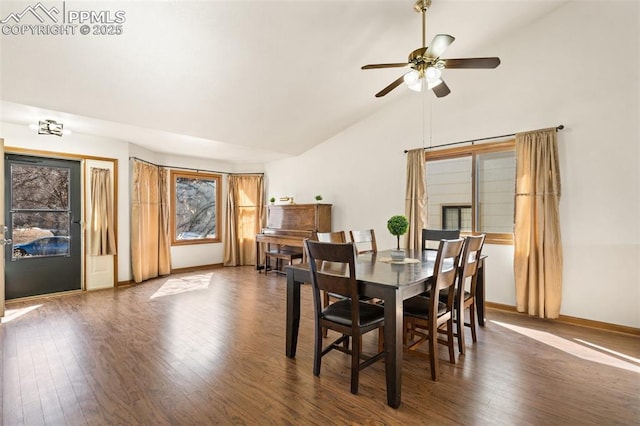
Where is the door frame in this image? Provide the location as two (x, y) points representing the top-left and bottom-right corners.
(5, 147), (119, 291)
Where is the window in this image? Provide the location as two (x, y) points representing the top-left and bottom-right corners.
(425, 140), (515, 244)
(171, 170), (221, 245)
(442, 205), (472, 231)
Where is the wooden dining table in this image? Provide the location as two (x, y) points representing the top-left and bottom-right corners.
(285, 249), (487, 409)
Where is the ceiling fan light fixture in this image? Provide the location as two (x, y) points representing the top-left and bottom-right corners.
(403, 70), (420, 85)
(403, 70), (423, 92)
(425, 66), (442, 83)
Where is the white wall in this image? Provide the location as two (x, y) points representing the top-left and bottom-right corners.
(266, 1), (640, 328)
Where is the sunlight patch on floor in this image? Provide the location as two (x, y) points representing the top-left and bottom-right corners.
(491, 320), (640, 373)
(150, 273), (212, 299)
(574, 338), (640, 364)
(1, 304), (42, 323)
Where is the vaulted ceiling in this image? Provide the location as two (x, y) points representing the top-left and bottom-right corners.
(0, 1), (567, 163)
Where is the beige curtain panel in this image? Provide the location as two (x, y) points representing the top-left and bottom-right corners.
(158, 168), (171, 276)
(131, 160), (171, 283)
(224, 175), (264, 266)
(405, 148), (426, 251)
(90, 168), (117, 256)
(514, 128), (563, 319)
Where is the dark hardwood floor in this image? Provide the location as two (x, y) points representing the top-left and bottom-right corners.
(1, 266), (638, 425)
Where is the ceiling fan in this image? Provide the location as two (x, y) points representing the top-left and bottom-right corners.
(362, 0), (500, 98)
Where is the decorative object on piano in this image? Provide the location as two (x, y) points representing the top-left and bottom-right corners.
(269, 197), (275, 204)
(314, 195), (323, 202)
(387, 215), (409, 261)
(279, 196), (294, 204)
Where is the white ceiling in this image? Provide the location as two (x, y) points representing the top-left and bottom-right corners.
(0, 0), (567, 164)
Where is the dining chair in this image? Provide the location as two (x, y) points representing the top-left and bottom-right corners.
(304, 239), (385, 394)
(349, 229), (378, 255)
(422, 229), (460, 251)
(448, 234), (485, 354)
(317, 230), (348, 336)
(403, 238), (464, 381)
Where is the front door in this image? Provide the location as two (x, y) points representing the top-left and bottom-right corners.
(4, 154), (81, 299)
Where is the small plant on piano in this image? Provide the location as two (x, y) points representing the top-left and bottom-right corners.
(269, 197), (275, 204)
(314, 195), (323, 202)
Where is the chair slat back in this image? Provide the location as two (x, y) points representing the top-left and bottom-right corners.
(430, 238), (464, 305)
(458, 234), (485, 298)
(317, 231), (347, 243)
(422, 229), (460, 251)
(349, 229), (377, 254)
(304, 239), (358, 307)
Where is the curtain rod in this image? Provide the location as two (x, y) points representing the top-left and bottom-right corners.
(128, 156), (264, 176)
(403, 125), (565, 153)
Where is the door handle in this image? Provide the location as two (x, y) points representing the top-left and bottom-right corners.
(1, 238), (12, 245)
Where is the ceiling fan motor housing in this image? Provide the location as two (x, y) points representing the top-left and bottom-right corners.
(414, 0), (431, 13)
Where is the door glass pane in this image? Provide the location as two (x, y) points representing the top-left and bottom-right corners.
(477, 151), (516, 233)
(11, 164), (71, 259)
(11, 164), (70, 209)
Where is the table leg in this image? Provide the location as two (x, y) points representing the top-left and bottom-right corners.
(383, 289), (402, 409)
(256, 240), (261, 271)
(476, 259), (486, 326)
(286, 272), (301, 358)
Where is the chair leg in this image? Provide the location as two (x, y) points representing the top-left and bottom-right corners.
(378, 327), (384, 353)
(429, 323), (438, 381)
(469, 301), (477, 343)
(351, 333), (360, 394)
(404, 318), (414, 345)
(313, 324), (322, 376)
(457, 305), (466, 355)
(447, 318), (456, 364)
(322, 291), (329, 338)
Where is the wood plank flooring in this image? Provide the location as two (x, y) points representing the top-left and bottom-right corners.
(1, 266), (639, 425)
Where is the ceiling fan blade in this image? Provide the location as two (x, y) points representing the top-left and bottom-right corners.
(362, 63), (409, 70)
(424, 34), (455, 59)
(442, 57), (501, 69)
(375, 74), (407, 98)
(432, 80), (451, 98)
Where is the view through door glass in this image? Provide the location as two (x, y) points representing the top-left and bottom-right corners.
(4, 154), (81, 299)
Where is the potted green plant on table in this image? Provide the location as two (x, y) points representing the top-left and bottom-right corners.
(269, 197), (275, 204)
(314, 195), (323, 202)
(387, 215), (409, 261)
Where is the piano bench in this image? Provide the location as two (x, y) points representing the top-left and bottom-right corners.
(264, 248), (304, 275)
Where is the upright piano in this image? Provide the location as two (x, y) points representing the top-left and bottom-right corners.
(256, 203), (332, 273)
